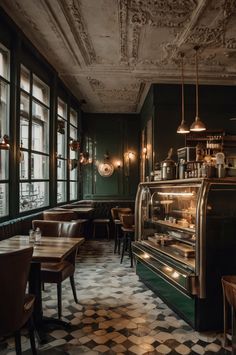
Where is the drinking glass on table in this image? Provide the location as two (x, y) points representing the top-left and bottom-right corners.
(29, 229), (35, 244)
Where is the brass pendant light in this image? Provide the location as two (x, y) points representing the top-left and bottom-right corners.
(190, 46), (206, 132)
(177, 53), (189, 134)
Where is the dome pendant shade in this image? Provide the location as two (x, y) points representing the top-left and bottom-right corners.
(190, 46), (206, 132)
(190, 116), (206, 131)
(177, 53), (189, 134)
(177, 120), (190, 134)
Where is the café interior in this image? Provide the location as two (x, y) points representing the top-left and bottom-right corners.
(1, 1), (236, 354)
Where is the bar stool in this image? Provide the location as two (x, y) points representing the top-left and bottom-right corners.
(120, 214), (135, 267)
(221, 275), (236, 348)
(111, 207), (132, 254)
(92, 218), (110, 239)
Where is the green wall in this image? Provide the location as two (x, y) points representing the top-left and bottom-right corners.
(82, 113), (140, 200)
(141, 84), (236, 167)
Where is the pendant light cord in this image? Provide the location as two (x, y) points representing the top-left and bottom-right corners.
(181, 53), (185, 123)
(195, 46), (199, 118)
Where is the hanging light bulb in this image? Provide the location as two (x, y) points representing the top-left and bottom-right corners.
(177, 52), (190, 134)
(190, 46), (206, 132)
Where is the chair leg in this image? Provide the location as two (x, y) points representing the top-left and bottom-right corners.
(28, 317), (37, 355)
(57, 283), (62, 319)
(106, 223), (110, 240)
(70, 275), (78, 304)
(223, 287), (228, 346)
(120, 234), (126, 264)
(14, 330), (22, 355)
(129, 237), (134, 268)
(93, 223), (96, 239)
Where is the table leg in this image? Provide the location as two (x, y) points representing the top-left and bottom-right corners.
(28, 262), (71, 344)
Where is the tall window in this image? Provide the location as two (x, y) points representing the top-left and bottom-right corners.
(19, 65), (50, 212)
(69, 108), (79, 201)
(57, 98), (67, 203)
(0, 44), (10, 217)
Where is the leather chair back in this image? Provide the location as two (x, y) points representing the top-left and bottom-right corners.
(222, 275), (236, 309)
(43, 210), (77, 221)
(120, 214), (135, 228)
(60, 221), (82, 238)
(32, 220), (61, 237)
(32, 220), (83, 239)
(111, 207), (132, 221)
(0, 247), (33, 336)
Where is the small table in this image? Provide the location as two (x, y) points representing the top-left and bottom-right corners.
(0, 235), (84, 342)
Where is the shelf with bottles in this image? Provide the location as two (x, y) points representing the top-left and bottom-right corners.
(186, 130), (236, 151)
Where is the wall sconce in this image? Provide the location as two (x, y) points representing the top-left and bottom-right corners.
(116, 160), (122, 169)
(124, 151), (135, 176)
(79, 152), (91, 165)
(127, 151), (135, 160)
(69, 139), (80, 151)
(0, 134), (10, 150)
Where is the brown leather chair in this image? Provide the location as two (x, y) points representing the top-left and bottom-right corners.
(222, 275), (236, 347)
(111, 207), (132, 253)
(43, 210), (77, 221)
(0, 247), (37, 355)
(120, 214), (135, 267)
(32, 220), (81, 319)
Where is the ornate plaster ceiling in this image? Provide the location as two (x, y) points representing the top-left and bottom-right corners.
(1, 0), (236, 113)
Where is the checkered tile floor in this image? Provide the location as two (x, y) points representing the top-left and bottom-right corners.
(0, 239), (232, 354)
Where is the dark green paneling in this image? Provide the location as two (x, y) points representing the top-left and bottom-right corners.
(140, 84), (236, 166)
(82, 114), (139, 199)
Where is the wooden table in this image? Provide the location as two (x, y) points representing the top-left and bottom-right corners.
(0, 235), (84, 342)
(65, 207), (94, 214)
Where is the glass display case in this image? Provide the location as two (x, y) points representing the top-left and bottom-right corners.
(133, 178), (236, 331)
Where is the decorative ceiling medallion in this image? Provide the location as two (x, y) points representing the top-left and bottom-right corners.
(97, 162), (114, 177)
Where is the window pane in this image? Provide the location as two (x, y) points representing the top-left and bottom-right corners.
(33, 74), (49, 105)
(57, 181), (67, 203)
(31, 153), (49, 179)
(57, 159), (67, 180)
(57, 120), (67, 158)
(70, 162), (78, 180)
(0, 81), (10, 135)
(20, 151), (28, 180)
(0, 45), (10, 80)
(32, 102), (49, 153)
(20, 93), (30, 149)
(58, 98), (67, 119)
(20, 181), (49, 212)
(0, 183), (8, 217)
(0, 150), (9, 179)
(20, 65), (30, 92)
(69, 125), (78, 160)
(70, 108), (77, 127)
(70, 181), (77, 201)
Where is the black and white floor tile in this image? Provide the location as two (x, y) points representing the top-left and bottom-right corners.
(0, 240), (232, 354)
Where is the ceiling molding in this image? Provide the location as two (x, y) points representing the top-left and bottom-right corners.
(1, 0), (236, 113)
(58, 0), (96, 66)
(40, 0), (82, 67)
